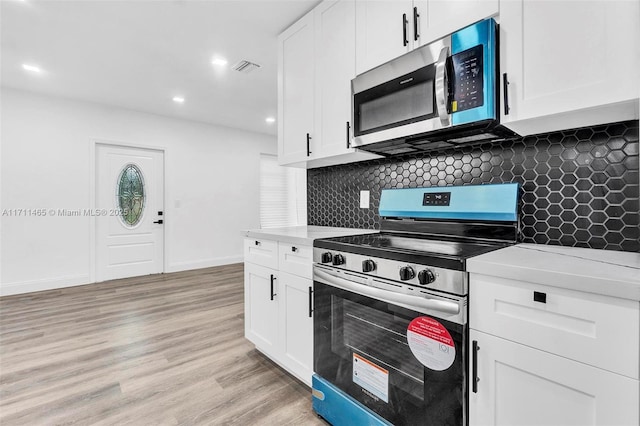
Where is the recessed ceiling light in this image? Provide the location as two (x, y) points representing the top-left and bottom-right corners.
(22, 63), (43, 74)
(265, 117), (276, 124)
(211, 57), (228, 67)
(172, 96), (185, 104)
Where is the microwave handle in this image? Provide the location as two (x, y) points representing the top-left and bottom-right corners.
(346, 121), (351, 148)
(435, 46), (451, 127)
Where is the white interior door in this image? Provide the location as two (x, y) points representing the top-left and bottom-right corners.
(96, 144), (164, 282)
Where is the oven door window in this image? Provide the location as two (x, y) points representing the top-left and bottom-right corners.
(354, 65), (438, 137)
(314, 282), (465, 426)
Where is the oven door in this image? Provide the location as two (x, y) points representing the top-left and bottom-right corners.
(313, 267), (467, 426)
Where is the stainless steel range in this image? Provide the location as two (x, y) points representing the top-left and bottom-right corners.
(311, 183), (520, 426)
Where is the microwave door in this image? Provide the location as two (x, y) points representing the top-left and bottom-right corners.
(354, 66), (438, 135)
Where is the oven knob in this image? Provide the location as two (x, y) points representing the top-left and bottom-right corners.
(332, 254), (345, 266)
(399, 266), (415, 281)
(321, 252), (333, 263)
(362, 259), (376, 273)
(418, 269), (436, 285)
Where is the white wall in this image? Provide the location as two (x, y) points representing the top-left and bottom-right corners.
(0, 88), (276, 295)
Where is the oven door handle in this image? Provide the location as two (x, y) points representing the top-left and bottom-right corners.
(314, 269), (460, 315)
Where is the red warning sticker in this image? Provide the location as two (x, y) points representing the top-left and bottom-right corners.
(407, 316), (455, 371)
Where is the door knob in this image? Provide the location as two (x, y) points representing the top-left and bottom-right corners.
(153, 219), (164, 224)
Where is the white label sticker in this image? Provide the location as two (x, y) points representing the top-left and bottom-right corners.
(352, 353), (389, 403)
(407, 316), (456, 371)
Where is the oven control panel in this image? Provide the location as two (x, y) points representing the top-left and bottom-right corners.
(313, 248), (467, 296)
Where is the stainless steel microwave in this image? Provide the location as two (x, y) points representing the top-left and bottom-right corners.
(351, 19), (515, 156)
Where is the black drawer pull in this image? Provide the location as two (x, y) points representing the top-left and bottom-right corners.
(254, 240), (261, 246)
(270, 274), (276, 301)
(503, 73), (510, 115)
(534, 291), (547, 303)
(413, 6), (419, 41)
(472, 340), (480, 393)
(291, 246), (298, 253)
(402, 13), (408, 46)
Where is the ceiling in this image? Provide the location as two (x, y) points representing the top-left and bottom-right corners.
(0, 0), (321, 136)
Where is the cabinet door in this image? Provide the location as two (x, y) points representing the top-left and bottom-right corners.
(278, 11), (315, 165)
(469, 330), (639, 426)
(355, 0), (413, 75)
(244, 263), (279, 356)
(500, 0), (640, 135)
(278, 272), (313, 386)
(315, 0), (356, 158)
(416, 0), (498, 45)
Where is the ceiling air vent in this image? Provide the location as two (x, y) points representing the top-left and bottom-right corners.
(232, 60), (261, 74)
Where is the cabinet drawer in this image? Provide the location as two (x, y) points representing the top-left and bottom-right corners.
(278, 242), (312, 279)
(244, 238), (279, 269)
(470, 274), (640, 379)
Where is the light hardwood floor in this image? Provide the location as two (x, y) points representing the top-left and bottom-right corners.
(0, 264), (325, 425)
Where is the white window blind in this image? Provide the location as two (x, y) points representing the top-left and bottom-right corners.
(259, 154), (307, 228)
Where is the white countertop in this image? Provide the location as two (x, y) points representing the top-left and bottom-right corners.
(244, 225), (378, 246)
(468, 243), (640, 301)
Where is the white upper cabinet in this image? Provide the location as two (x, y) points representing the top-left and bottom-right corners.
(355, 0), (413, 75)
(417, 0), (498, 45)
(499, 0), (640, 135)
(278, 11), (315, 166)
(315, 0), (356, 158)
(278, 0), (380, 168)
(356, 0), (498, 75)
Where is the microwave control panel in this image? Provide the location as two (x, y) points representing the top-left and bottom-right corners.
(450, 44), (484, 113)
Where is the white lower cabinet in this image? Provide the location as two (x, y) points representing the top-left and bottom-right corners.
(278, 271), (313, 383)
(469, 330), (639, 426)
(244, 262), (279, 357)
(244, 238), (313, 386)
(469, 274), (640, 426)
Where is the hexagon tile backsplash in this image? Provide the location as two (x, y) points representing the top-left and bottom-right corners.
(308, 120), (639, 252)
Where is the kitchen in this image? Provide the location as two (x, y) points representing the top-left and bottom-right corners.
(1, 0), (639, 425)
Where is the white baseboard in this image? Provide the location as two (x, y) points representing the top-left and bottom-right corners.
(166, 255), (243, 273)
(0, 274), (91, 297)
(0, 257), (244, 297)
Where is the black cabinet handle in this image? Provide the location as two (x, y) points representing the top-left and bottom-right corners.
(254, 240), (261, 246)
(472, 340), (480, 393)
(153, 220), (163, 224)
(308, 286), (313, 318)
(270, 274), (276, 301)
(346, 121), (351, 148)
(413, 7), (419, 41)
(402, 13), (408, 46)
(503, 73), (510, 116)
(291, 246), (297, 253)
(306, 133), (312, 156)
(534, 291), (547, 303)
